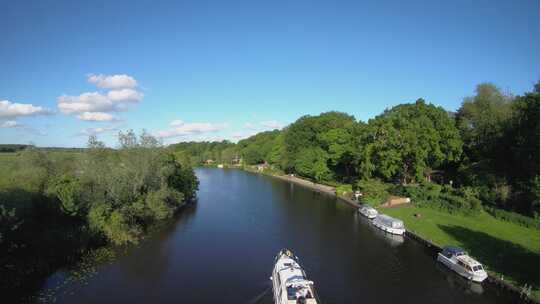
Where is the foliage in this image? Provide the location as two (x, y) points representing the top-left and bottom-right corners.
(359, 99), (463, 184)
(169, 140), (237, 165)
(456, 83), (512, 164)
(394, 183), (482, 215)
(485, 207), (540, 230)
(356, 178), (393, 206)
(0, 131), (198, 299)
(282, 111), (359, 181)
(237, 130), (281, 165)
(335, 184), (352, 196)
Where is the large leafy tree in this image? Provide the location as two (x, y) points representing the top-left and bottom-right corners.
(456, 83), (513, 165)
(282, 111), (359, 181)
(360, 99), (462, 184)
(294, 147), (331, 182)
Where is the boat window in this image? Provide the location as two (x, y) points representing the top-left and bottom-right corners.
(473, 265), (483, 271)
(392, 222), (403, 229)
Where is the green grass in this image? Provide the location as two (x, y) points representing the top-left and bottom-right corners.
(383, 206), (540, 298)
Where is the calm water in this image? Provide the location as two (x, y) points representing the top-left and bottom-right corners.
(42, 168), (515, 303)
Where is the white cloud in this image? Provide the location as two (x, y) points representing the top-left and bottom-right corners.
(1, 120), (23, 128)
(57, 92), (112, 114)
(231, 131), (257, 140)
(76, 112), (118, 122)
(260, 120), (283, 129)
(87, 74), (137, 89)
(58, 74), (143, 121)
(156, 120), (229, 138)
(0, 120), (47, 136)
(107, 89), (143, 102)
(0, 100), (52, 118)
(77, 125), (118, 136)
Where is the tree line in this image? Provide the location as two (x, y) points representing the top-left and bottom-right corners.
(0, 131), (198, 300)
(173, 82), (540, 217)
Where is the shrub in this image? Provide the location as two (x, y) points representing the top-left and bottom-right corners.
(357, 179), (393, 206)
(336, 184), (353, 196)
(103, 210), (141, 245)
(485, 207), (540, 230)
(394, 183), (481, 215)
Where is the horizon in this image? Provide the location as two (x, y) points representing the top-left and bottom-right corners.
(1, 0), (539, 148)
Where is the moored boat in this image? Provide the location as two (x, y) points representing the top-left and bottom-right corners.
(271, 249), (319, 304)
(358, 205), (378, 219)
(372, 214), (405, 235)
(437, 246), (488, 282)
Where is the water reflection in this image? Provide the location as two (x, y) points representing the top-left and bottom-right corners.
(435, 262), (485, 295)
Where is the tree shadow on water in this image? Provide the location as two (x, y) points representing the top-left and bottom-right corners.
(438, 224), (540, 289)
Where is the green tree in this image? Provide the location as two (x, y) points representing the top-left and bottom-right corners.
(360, 99), (462, 184)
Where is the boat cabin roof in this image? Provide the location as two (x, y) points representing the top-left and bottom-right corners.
(442, 246), (466, 255)
(361, 205), (376, 211)
(376, 214), (404, 225)
(456, 255), (482, 267)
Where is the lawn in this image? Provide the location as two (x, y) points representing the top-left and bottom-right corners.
(383, 206), (540, 298)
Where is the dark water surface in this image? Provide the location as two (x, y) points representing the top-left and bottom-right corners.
(43, 168), (515, 303)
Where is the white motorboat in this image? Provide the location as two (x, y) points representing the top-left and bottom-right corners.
(372, 214), (405, 235)
(437, 246), (488, 282)
(271, 249), (318, 304)
(358, 205), (378, 219)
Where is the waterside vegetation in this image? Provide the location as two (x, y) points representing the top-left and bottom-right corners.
(0, 131), (198, 301)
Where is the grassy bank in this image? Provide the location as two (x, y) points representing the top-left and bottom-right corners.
(383, 206), (540, 298)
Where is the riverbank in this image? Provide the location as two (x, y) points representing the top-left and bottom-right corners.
(246, 168), (361, 208)
(384, 206), (540, 302)
(243, 167), (540, 302)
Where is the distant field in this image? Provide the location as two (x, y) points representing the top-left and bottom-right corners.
(383, 206), (540, 298)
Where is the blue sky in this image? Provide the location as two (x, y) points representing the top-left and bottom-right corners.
(1, 0), (539, 147)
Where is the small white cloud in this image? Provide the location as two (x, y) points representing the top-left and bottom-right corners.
(230, 131), (257, 140)
(1, 120), (23, 128)
(88, 74), (138, 89)
(0, 100), (52, 118)
(0, 120), (47, 136)
(77, 125), (118, 136)
(76, 112), (118, 122)
(156, 120), (229, 139)
(260, 120), (283, 129)
(107, 88), (143, 102)
(170, 120), (184, 127)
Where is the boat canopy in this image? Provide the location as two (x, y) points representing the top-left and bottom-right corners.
(376, 214), (404, 229)
(441, 246), (466, 257)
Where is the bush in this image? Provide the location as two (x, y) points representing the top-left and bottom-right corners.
(336, 184), (353, 196)
(394, 183), (482, 215)
(103, 210), (141, 245)
(485, 207), (540, 230)
(356, 179), (393, 206)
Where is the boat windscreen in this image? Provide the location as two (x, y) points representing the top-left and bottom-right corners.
(392, 221), (404, 229)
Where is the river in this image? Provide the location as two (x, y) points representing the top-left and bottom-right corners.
(40, 168), (515, 303)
